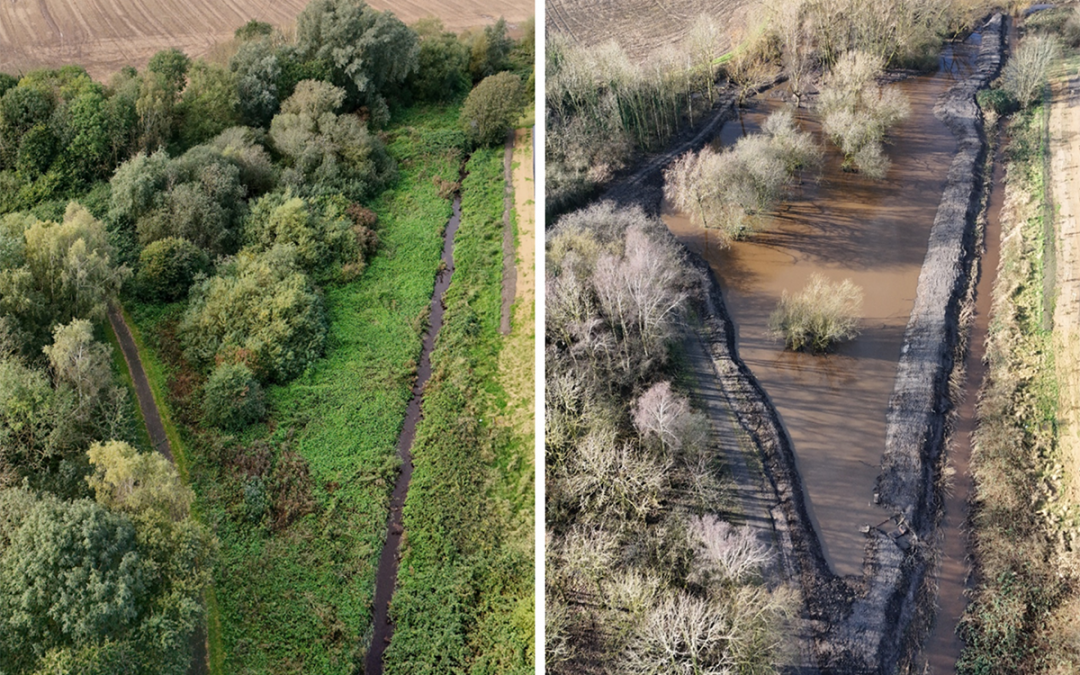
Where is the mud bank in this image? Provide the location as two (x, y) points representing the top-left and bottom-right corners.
(844, 12), (1004, 671)
(597, 13), (1005, 673)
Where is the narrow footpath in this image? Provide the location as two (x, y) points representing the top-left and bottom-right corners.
(500, 129), (517, 335)
(107, 305), (208, 675)
(108, 306), (171, 461)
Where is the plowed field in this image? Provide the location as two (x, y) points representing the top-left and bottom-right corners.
(546, 0), (751, 61)
(0, 0), (532, 81)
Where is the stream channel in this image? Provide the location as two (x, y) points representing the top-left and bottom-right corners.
(364, 191), (463, 675)
(662, 35), (989, 665)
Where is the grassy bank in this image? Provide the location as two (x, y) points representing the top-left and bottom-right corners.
(958, 98), (1080, 674)
(127, 104), (464, 674)
(384, 146), (534, 674)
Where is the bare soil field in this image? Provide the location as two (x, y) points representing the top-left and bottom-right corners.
(546, 0), (751, 62)
(0, 0), (532, 81)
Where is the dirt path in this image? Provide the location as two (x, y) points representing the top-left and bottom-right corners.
(1049, 71), (1080, 508)
(107, 305), (172, 462)
(500, 130), (517, 336)
(107, 305), (209, 675)
(1051, 74), (1080, 329)
(681, 328), (778, 558)
(496, 127), (535, 441)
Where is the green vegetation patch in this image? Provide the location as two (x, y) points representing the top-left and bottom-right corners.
(385, 147), (533, 674)
(128, 104), (464, 674)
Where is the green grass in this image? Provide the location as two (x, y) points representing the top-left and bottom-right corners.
(384, 147), (533, 674)
(127, 103), (469, 674)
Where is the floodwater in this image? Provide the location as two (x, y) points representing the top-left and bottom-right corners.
(366, 194), (462, 675)
(922, 135), (1003, 675)
(664, 42), (978, 578)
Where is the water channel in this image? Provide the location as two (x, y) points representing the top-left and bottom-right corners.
(662, 40), (980, 581)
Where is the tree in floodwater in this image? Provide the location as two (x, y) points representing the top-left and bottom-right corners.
(663, 110), (819, 243)
(769, 273), (863, 352)
(818, 50), (909, 178)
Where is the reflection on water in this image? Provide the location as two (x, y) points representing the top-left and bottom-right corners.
(664, 44), (976, 578)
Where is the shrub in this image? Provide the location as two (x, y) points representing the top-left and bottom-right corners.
(136, 237), (210, 302)
(768, 273), (862, 352)
(664, 110), (819, 243)
(461, 71), (522, 147)
(818, 50), (909, 178)
(202, 362), (265, 430)
(977, 87), (1019, 116)
(179, 245), (326, 382)
(1001, 35), (1059, 110)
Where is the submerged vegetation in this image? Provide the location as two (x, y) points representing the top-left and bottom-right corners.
(769, 274), (863, 353)
(663, 110), (820, 243)
(546, 0), (1003, 219)
(0, 0), (533, 672)
(545, 202), (795, 674)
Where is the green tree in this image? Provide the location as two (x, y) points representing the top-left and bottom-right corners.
(461, 72), (522, 146)
(135, 237), (211, 302)
(0, 86), (53, 167)
(0, 357), (56, 485)
(269, 80), (394, 199)
(0, 491), (149, 673)
(136, 49), (191, 151)
(110, 146), (250, 256)
(15, 124), (57, 179)
(407, 18), (471, 102)
(146, 49), (190, 94)
(230, 38), (283, 127)
(86, 441), (193, 522)
(180, 245), (327, 382)
(295, 0), (419, 123)
(43, 320), (113, 421)
(177, 61), (241, 148)
(201, 362), (266, 430)
(0, 204), (128, 351)
(58, 90), (116, 185)
(208, 126), (277, 195)
(464, 18), (513, 83)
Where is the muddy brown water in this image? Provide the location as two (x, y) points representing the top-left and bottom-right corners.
(921, 133), (1003, 675)
(663, 44), (978, 579)
(365, 194), (462, 675)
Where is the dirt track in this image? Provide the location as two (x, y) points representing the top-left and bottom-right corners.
(1050, 71), (1080, 508)
(0, 0), (531, 81)
(107, 305), (172, 462)
(496, 127), (535, 441)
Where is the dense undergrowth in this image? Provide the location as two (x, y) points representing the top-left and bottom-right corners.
(958, 94), (1080, 674)
(127, 104), (468, 673)
(545, 202), (795, 674)
(384, 147), (532, 674)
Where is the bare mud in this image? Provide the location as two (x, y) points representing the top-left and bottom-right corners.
(663, 55), (970, 578)
(365, 193), (462, 675)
